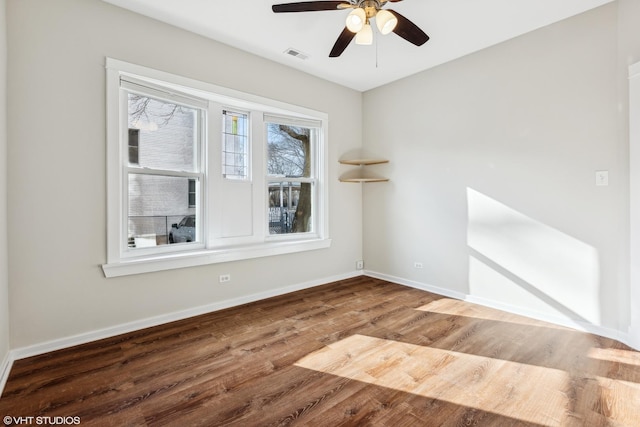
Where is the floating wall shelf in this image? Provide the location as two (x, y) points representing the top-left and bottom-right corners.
(338, 159), (389, 166)
(338, 158), (389, 183)
(339, 177), (390, 183)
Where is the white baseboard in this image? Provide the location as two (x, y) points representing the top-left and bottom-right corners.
(464, 293), (627, 343)
(365, 270), (631, 347)
(0, 350), (11, 396)
(3, 269), (634, 398)
(365, 270), (467, 301)
(9, 270), (363, 363)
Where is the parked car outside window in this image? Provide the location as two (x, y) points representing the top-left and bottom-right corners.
(169, 215), (195, 243)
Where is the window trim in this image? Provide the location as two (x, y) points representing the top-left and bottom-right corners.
(103, 58), (330, 278)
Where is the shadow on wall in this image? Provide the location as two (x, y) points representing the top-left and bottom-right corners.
(466, 188), (601, 326)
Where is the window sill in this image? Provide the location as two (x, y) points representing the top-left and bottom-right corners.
(102, 238), (332, 278)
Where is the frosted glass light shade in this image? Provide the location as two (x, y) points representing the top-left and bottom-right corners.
(355, 23), (373, 45)
(376, 10), (397, 35)
(346, 8), (366, 33)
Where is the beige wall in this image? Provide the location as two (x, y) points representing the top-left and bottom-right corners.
(363, 3), (635, 336)
(0, 0), (9, 370)
(5, 0), (639, 352)
(6, 0), (363, 349)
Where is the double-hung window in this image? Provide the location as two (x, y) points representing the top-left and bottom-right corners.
(121, 79), (206, 253)
(266, 116), (319, 236)
(104, 59), (329, 277)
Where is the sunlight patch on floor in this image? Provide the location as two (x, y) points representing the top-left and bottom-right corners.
(593, 376), (640, 425)
(296, 334), (570, 426)
(588, 347), (640, 365)
(416, 298), (569, 330)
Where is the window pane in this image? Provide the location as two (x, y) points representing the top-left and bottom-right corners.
(188, 179), (196, 207)
(128, 93), (199, 172)
(128, 174), (198, 247)
(222, 110), (249, 180)
(128, 129), (139, 165)
(268, 181), (312, 234)
(267, 123), (311, 178)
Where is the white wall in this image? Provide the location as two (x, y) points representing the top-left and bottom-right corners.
(6, 0), (638, 354)
(363, 3), (634, 337)
(6, 0), (363, 349)
(0, 0), (10, 380)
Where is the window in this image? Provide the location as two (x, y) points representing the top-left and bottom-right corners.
(222, 110), (249, 180)
(266, 120), (317, 235)
(104, 59), (329, 277)
(124, 85), (205, 252)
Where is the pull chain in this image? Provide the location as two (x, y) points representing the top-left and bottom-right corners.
(375, 29), (379, 68)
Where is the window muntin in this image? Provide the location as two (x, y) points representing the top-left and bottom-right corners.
(222, 110), (249, 180)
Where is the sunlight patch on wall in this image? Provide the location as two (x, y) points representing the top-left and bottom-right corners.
(295, 334), (569, 425)
(467, 188), (600, 325)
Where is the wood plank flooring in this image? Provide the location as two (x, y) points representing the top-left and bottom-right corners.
(1, 276), (640, 426)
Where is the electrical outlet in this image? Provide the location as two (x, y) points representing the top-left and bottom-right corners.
(414, 262), (424, 269)
(356, 260), (364, 270)
(596, 170), (609, 186)
(219, 274), (231, 283)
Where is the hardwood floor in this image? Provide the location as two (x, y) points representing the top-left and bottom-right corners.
(1, 276), (640, 426)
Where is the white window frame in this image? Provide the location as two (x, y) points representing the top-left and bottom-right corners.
(264, 115), (321, 241)
(120, 79), (207, 259)
(103, 58), (330, 278)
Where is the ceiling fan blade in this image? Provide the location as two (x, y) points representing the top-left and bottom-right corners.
(272, 1), (347, 13)
(389, 9), (429, 46)
(329, 27), (355, 57)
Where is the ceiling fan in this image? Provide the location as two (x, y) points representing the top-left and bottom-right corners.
(272, 0), (429, 57)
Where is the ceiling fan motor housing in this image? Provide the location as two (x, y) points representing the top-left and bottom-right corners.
(356, 0), (385, 18)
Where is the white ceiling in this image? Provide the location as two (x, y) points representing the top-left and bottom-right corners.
(102, 0), (613, 92)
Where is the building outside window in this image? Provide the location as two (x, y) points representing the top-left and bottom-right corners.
(128, 128), (139, 165)
(188, 179), (196, 208)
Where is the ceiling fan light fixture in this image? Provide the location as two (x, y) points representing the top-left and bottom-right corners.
(355, 22), (373, 45)
(375, 9), (397, 35)
(272, 1), (430, 58)
(346, 8), (366, 33)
